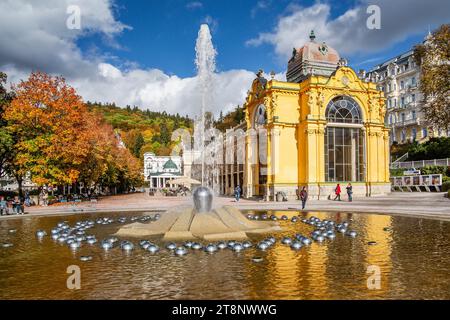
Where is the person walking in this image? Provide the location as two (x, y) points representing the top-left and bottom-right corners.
(299, 186), (308, 210)
(333, 183), (341, 201)
(0, 196), (7, 215)
(234, 185), (242, 202)
(42, 190), (49, 206)
(24, 191), (31, 207)
(346, 183), (353, 202)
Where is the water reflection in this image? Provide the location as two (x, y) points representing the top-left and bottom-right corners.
(0, 210), (449, 299)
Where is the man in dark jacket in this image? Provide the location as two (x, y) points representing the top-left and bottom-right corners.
(300, 186), (308, 210)
(234, 185), (242, 202)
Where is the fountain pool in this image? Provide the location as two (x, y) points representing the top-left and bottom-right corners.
(0, 210), (450, 299)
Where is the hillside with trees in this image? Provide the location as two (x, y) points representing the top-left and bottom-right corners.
(214, 105), (245, 132)
(87, 102), (193, 158)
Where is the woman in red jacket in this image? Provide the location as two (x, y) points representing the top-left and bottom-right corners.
(333, 183), (341, 201)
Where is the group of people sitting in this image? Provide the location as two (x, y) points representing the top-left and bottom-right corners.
(0, 195), (26, 215)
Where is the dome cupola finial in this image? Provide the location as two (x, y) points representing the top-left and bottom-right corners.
(309, 30), (316, 41)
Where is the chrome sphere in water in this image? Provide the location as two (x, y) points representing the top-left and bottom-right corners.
(217, 242), (227, 250)
(326, 232), (336, 240)
(227, 240), (236, 248)
(147, 244), (159, 253)
(80, 256), (92, 262)
(205, 244), (218, 253)
(101, 240), (113, 250)
(243, 241), (252, 249)
(87, 238), (97, 245)
(193, 186), (213, 213)
(121, 241), (134, 251)
(315, 235), (325, 242)
(281, 237), (292, 245)
(347, 230), (357, 238)
(175, 247), (188, 256)
(166, 243), (177, 251)
(338, 227), (347, 233)
(233, 243), (244, 252)
(257, 242), (269, 250)
(291, 241), (302, 250)
(36, 230), (46, 238)
(69, 241), (81, 250)
(191, 243), (203, 250)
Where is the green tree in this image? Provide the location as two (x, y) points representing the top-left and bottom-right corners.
(133, 132), (145, 158)
(414, 24), (450, 129)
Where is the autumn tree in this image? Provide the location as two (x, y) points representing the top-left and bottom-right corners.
(122, 128), (145, 158)
(414, 24), (450, 129)
(4, 72), (90, 189)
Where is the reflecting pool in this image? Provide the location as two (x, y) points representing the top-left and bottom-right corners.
(0, 210), (449, 299)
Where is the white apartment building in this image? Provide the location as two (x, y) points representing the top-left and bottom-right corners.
(364, 35), (449, 145)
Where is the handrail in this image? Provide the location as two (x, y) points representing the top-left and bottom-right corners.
(390, 157), (450, 169)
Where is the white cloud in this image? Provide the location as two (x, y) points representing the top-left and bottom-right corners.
(251, 0), (271, 18)
(0, 0), (252, 117)
(247, 0), (450, 61)
(73, 66), (255, 116)
(186, 1), (203, 10)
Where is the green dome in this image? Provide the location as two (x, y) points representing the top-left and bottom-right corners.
(163, 158), (178, 170)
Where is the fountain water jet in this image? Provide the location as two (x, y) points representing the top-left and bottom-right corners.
(115, 25), (281, 241)
(195, 24), (216, 187)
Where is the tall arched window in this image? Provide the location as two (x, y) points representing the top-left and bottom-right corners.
(325, 96), (365, 182)
(326, 96), (362, 124)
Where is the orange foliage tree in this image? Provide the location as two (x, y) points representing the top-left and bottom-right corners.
(4, 72), (89, 186)
(4, 71), (143, 191)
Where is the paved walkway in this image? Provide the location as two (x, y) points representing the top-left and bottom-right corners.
(1, 192), (449, 221)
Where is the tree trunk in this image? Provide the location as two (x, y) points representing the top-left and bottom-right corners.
(15, 175), (23, 198)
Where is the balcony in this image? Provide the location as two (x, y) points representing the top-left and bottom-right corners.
(391, 118), (420, 127)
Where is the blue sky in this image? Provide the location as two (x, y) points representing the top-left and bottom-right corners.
(78, 0), (432, 77)
(0, 0), (448, 116)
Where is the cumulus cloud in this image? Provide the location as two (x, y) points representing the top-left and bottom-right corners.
(73, 66), (255, 116)
(0, 0), (252, 117)
(247, 0), (450, 60)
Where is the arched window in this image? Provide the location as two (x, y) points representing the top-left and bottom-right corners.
(325, 96), (365, 182)
(326, 96), (362, 124)
(254, 104), (266, 127)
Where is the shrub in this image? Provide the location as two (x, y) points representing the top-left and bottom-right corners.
(420, 165), (449, 175)
(390, 168), (404, 177)
(0, 190), (18, 199)
(408, 137), (450, 160)
(442, 181), (450, 192)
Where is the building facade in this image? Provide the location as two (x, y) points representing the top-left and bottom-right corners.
(239, 32), (390, 200)
(143, 152), (182, 188)
(364, 36), (450, 144)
